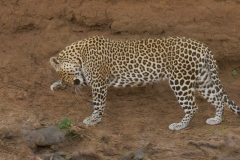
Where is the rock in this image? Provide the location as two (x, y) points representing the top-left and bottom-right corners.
(38, 152), (66, 160)
(50, 144), (59, 151)
(2, 131), (13, 139)
(138, 140), (150, 149)
(0, 125), (13, 139)
(119, 149), (145, 160)
(28, 126), (65, 147)
(134, 150), (145, 160)
(103, 146), (117, 156)
(71, 151), (101, 160)
(118, 151), (135, 160)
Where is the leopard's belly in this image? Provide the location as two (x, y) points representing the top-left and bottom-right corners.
(107, 70), (168, 87)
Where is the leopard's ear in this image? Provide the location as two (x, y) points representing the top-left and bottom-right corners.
(50, 57), (59, 71)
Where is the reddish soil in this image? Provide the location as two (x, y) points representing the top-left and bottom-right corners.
(1, 0), (240, 159)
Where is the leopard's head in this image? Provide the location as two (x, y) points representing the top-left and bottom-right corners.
(50, 57), (84, 87)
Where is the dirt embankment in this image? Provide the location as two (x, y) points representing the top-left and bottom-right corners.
(1, 0), (240, 159)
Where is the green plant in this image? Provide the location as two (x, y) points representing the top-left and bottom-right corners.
(208, 129), (214, 134)
(208, 127), (227, 135)
(58, 118), (78, 139)
(232, 70), (237, 78)
(58, 118), (72, 130)
(65, 154), (71, 159)
(219, 126), (227, 135)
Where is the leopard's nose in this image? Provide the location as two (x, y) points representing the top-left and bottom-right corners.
(74, 79), (80, 85)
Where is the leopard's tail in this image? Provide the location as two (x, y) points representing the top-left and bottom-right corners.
(222, 92), (240, 115)
(204, 47), (240, 115)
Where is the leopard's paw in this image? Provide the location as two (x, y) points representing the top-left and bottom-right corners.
(206, 117), (222, 125)
(83, 116), (101, 126)
(50, 80), (66, 91)
(169, 122), (188, 131)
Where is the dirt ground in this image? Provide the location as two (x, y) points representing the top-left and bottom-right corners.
(1, 0), (240, 159)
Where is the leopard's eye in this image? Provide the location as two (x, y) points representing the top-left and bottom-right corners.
(74, 79), (80, 85)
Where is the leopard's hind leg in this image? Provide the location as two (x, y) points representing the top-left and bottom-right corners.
(196, 66), (224, 125)
(168, 78), (198, 130)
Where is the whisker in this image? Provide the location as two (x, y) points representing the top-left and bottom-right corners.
(72, 85), (82, 95)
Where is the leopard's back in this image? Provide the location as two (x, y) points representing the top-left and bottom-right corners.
(97, 37), (206, 87)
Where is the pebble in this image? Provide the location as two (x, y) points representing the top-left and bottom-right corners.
(119, 149), (145, 160)
(134, 150), (145, 160)
(28, 126), (65, 147)
(0, 125), (13, 139)
(118, 151), (135, 160)
(37, 152), (66, 160)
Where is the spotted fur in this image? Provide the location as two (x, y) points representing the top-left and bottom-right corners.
(50, 36), (240, 130)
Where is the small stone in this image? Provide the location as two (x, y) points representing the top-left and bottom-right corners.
(38, 152), (66, 160)
(50, 145), (59, 151)
(0, 125), (13, 139)
(118, 151), (135, 160)
(134, 150), (145, 160)
(71, 151), (101, 160)
(138, 140), (150, 149)
(28, 126), (65, 146)
(22, 129), (29, 136)
(3, 131), (13, 139)
(103, 146), (117, 156)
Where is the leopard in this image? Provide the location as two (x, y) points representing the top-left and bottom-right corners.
(50, 36), (240, 130)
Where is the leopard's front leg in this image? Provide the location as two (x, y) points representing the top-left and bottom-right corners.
(83, 83), (107, 125)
